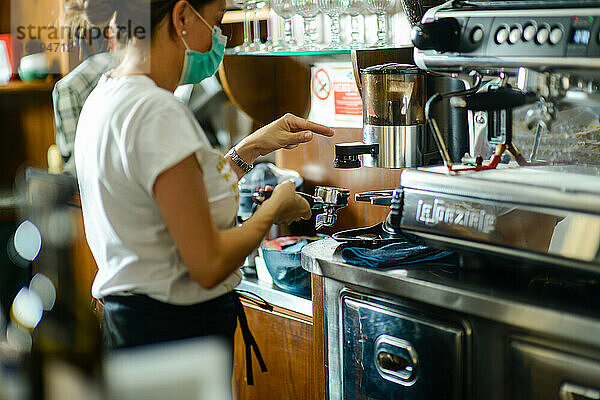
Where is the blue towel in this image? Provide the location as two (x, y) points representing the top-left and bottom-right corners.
(341, 241), (455, 269)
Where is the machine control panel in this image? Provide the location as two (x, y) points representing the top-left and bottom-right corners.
(461, 15), (598, 56)
(413, 8), (600, 71)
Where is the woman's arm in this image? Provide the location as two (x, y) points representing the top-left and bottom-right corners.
(227, 113), (335, 179)
(154, 154), (310, 289)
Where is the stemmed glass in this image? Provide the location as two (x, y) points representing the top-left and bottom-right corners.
(318, 0), (350, 49)
(272, 0), (298, 50)
(346, 0), (365, 49)
(292, 0), (320, 50)
(255, 0), (273, 51)
(263, 1), (275, 50)
(248, 0), (263, 51)
(365, 0), (394, 47)
(233, 0), (252, 52)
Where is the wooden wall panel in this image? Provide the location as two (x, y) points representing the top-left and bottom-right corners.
(219, 55), (311, 126)
(277, 127), (403, 233)
(0, 0), (9, 33)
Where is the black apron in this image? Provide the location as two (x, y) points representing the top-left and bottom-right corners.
(102, 290), (268, 385)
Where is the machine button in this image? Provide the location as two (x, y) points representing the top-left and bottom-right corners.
(549, 27), (563, 44)
(471, 27), (484, 43)
(496, 27), (509, 44)
(509, 27), (522, 44)
(537, 27), (550, 44)
(523, 24), (537, 41)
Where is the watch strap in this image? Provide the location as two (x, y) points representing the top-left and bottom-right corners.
(228, 148), (254, 173)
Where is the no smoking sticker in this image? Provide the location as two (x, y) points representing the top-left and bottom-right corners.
(308, 63), (362, 128)
(312, 68), (331, 100)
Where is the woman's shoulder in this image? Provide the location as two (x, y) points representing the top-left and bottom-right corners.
(98, 75), (192, 121)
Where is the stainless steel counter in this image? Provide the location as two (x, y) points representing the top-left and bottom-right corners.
(237, 277), (312, 318)
(302, 238), (600, 348)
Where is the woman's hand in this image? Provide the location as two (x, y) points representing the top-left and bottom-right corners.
(265, 181), (311, 225)
(235, 113), (335, 162)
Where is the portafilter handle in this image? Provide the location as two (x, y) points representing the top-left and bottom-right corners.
(355, 190), (395, 206)
(252, 189), (323, 210)
(334, 142), (379, 169)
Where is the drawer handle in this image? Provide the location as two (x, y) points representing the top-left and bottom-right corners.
(560, 382), (600, 400)
(377, 351), (411, 373)
(374, 335), (419, 386)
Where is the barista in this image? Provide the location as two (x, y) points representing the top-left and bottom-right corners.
(70, 0), (333, 380)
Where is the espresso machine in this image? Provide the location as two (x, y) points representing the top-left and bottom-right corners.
(384, 0), (600, 271)
(302, 2), (600, 399)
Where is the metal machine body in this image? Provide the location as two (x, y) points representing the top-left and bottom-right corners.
(387, 165), (600, 272)
(302, 239), (600, 400)
(362, 125), (424, 168)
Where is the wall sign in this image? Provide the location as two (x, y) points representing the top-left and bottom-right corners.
(308, 62), (362, 128)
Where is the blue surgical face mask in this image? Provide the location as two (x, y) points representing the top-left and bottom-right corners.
(179, 6), (227, 85)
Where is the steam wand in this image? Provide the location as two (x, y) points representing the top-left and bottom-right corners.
(525, 97), (557, 162)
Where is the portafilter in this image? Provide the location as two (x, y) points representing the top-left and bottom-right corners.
(252, 186), (350, 230)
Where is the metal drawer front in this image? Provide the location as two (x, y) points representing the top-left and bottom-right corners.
(510, 340), (600, 400)
(341, 293), (467, 400)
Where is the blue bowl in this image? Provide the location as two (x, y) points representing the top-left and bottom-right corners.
(260, 237), (318, 296)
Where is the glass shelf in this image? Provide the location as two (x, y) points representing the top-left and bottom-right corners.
(225, 48), (352, 56)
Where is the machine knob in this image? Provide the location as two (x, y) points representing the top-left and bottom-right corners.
(411, 18), (461, 52)
(549, 27), (563, 44)
(523, 24), (537, 41)
(509, 27), (521, 44)
(536, 27), (550, 44)
(470, 27), (484, 43)
(496, 27), (509, 44)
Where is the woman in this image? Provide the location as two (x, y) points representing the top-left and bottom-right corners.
(71, 0), (333, 377)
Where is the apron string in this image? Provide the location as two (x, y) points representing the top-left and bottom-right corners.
(233, 291), (268, 385)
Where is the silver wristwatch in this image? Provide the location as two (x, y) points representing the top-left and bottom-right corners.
(227, 148), (254, 173)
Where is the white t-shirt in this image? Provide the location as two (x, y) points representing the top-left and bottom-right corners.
(74, 74), (241, 305)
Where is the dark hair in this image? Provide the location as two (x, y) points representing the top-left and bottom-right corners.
(65, 0), (212, 43)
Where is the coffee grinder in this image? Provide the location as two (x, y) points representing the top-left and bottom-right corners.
(335, 63), (432, 169)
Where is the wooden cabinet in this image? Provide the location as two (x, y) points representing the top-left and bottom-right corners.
(233, 300), (314, 399)
(232, 276), (326, 400)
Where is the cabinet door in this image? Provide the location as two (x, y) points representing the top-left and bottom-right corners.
(341, 294), (468, 400)
(233, 303), (313, 400)
(510, 339), (600, 400)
